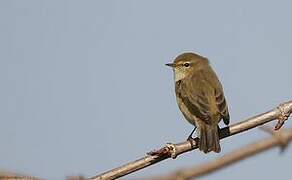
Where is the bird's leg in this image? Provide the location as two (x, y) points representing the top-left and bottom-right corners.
(187, 127), (197, 141)
(187, 127), (197, 148)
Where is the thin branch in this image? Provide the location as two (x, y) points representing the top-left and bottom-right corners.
(0, 172), (41, 180)
(88, 100), (292, 180)
(151, 127), (292, 180)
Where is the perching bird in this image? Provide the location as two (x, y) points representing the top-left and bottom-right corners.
(166, 52), (230, 153)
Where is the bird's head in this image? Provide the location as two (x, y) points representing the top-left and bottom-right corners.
(166, 52), (208, 82)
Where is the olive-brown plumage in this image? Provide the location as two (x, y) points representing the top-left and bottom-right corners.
(166, 52), (229, 153)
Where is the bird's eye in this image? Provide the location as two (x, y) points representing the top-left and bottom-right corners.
(183, 63), (190, 67)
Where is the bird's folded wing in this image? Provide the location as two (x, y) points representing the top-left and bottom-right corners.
(179, 78), (213, 125)
(215, 88), (230, 125)
(202, 69), (230, 125)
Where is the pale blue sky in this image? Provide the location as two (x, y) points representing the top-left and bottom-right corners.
(1, 1), (292, 179)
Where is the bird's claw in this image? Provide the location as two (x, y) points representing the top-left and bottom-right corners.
(187, 135), (193, 141)
(187, 136), (195, 148)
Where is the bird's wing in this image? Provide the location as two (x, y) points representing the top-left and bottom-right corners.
(178, 67), (230, 125)
(202, 68), (230, 125)
(178, 74), (214, 125)
(214, 87), (230, 125)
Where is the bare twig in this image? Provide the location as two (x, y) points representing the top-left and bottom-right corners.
(151, 127), (292, 180)
(66, 175), (86, 180)
(89, 100), (292, 180)
(0, 172), (41, 180)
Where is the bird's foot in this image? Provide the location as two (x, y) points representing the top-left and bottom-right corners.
(187, 136), (195, 148)
(187, 135), (193, 141)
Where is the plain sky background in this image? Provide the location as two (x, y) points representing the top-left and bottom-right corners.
(1, 1), (292, 179)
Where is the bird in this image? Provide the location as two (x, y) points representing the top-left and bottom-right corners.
(166, 52), (230, 153)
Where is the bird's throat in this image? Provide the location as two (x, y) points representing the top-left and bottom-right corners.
(174, 70), (187, 82)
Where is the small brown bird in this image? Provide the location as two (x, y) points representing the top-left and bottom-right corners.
(166, 52), (230, 153)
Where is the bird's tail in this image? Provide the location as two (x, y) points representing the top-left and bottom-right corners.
(199, 124), (221, 153)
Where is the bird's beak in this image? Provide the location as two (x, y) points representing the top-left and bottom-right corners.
(165, 63), (175, 67)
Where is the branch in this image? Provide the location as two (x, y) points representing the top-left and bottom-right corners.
(88, 100), (292, 180)
(0, 172), (41, 180)
(150, 127), (292, 179)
